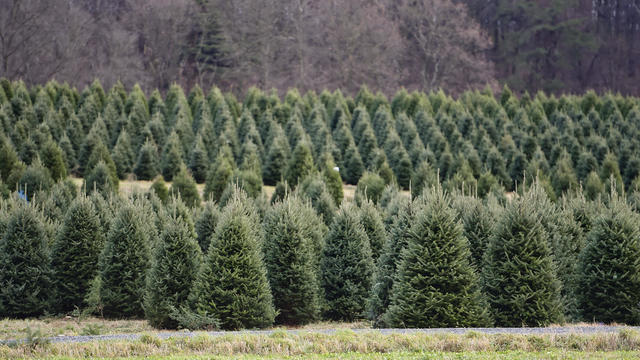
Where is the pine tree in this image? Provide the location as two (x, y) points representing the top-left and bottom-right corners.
(263, 195), (321, 325)
(321, 204), (374, 321)
(51, 196), (103, 313)
(482, 188), (563, 326)
(161, 132), (185, 182)
(343, 143), (364, 185)
(358, 199), (386, 261)
(144, 214), (202, 329)
(18, 157), (53, 199)
(355, 171), (385, 205)
(382, 188), (490, 328)
(584, 171), (604, 201)
(150, 178), (169, 203)
(263, 126), (290, 186)
(40, 140), (67, 181)
(321, 156), (344, 206)
(170, 166), (201, 208)
(203, 152), (234, 202)
(600, 152), (624, 194)
(411, 161), (437, 198)
(190, 193), (275, 329)
(0, 137), (19, 182)
(134, 139), (159, 181)
(111, 130), (135, 179)
(84, 161), (118, 197)
(459, 198), (496, 268)
(285, 141), (315, 186)
(94, 203), (151, 318)
(189, 135), (209, 184)
(0, 204), (52, 318)
(368, 199), (418, 326)
(577, 195), (640, 325)
(195, 201), (219, 252)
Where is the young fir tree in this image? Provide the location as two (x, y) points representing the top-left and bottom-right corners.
(321, 156), (344, 206)
(203, 151), (234, 203)
(270, 180), (290, 204)
(321, 204), (374, 321)
(355, 171), (385, 205)
(577, 194), (640, 325)
(190, 192), (275, 329)
(93, 202), (151, 318)
(482, 188), (563, 326)
(111, 130), (135, 179)
(161, 132), (185, 182)
(382, 188), (490, 328)
(343, 143), (365, 185)
(170, 166), (201, 208)
(358, 199), (386, 261)
(263, 195), (321, 325)
(285, 141), (315, 186)
(368, 199), (419, 326)
(18, 157), (53, 199)
(144, 214), (202, 329)
(263, 126), (290, 186)
(51, 196), (104, 313)
(150, 178), (169, 203)
(0, 204), (52, 318)
(40, 140), (67, 181)
(194, 201), (220, 253)
(188, 135), (209, 184)
(134, 139), (159, 181)
(84, 161), (118, 197)
(459, 198), (496, 268)
(411, 161), (437, 199)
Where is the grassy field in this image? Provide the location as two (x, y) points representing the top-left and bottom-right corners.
(2, 322), (640, 359)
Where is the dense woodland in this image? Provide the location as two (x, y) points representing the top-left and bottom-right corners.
(2, 0), (640, 95)
(1, 80), (640, 328)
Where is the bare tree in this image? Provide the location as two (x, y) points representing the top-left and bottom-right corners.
(393, 0), (496, 93)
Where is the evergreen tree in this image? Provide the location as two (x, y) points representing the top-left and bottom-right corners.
(321, 205), (374, 320)
(355, 171), (385, 205)
(190, 193), (275, 329)
(482, 188), (563, 326)
(51, 196), (103, 313)
(170, 166), (201, 208)
(369, 199), (418, 326)
(144, 214), (202, 329)
(263, 126), (290, 186)
(382, 188), (490, 328)
(0, 137), (19, 182)
(189, 135), (209, 184)
(321, 157), (344, 206)
(93, 203), (151, 318)
(194, 201), (219, 252)
(0, 204), (52, 318)
(285, 141), (315, 186)
(358, 199), (386, 261)
(263, 195), (321, 324)
(203, 152), (234, 202)
(161, 132), (185, 182)
(111, 130), (135, 179)
(18, 158), (53, 199)
(411, 161), (437, 198)
(343, 143), (364, 185)
(84, 161), (118, 197)
(459, 198), (496, 268)
(134, 139), (159, 181)
(600, 152), (624, 194)
(150, 178), (169, 203)
(551, 151), (578, 196)
(85, 141), (119, 187)
(584, 171), (604, 201)
(577, 195), (640, 325)
(40, 140), (67, 181)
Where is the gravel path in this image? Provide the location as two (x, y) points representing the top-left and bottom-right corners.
(5, 326), (636, 345)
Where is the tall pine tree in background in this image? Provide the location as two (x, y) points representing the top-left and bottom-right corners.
(134, 138), (159, 180)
